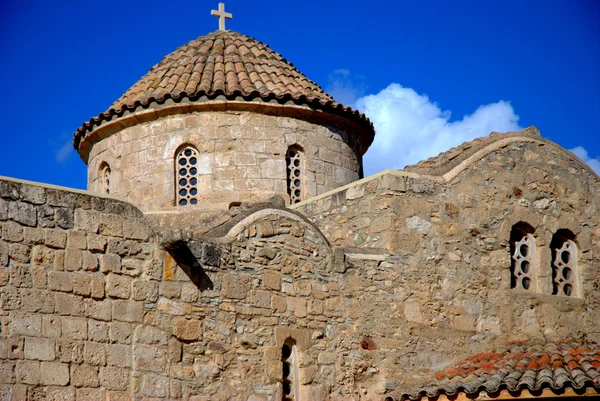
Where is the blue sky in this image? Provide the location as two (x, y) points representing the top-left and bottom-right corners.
(1, 0), (598, 189)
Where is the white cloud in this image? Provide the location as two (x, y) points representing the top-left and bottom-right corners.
(55, 140), (74, 164)
(569, 146), (600, 175)
(355, 83), (522, 176)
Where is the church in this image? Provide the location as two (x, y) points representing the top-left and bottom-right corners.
(1, 3), (599, 400)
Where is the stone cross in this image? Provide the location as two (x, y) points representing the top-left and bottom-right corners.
(211, 3), (232, 31)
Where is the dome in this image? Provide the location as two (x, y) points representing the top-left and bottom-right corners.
(73, 30), (374, 152)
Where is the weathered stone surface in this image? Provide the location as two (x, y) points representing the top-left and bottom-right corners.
(172, 318), (203, 341)
(40, 361), (69, 385)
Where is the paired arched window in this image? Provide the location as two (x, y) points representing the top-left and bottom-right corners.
(550, 229), (578, 296)
(509, 224), (579, 297)
(286, 146), (303, 204)
(510, 223), (536, 291)
(281, 338), (299, 401)
(99, 163), (111, 194)
(176, 146), (199, 206)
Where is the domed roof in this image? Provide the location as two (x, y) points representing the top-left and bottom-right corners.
(74, 30), (374, 151)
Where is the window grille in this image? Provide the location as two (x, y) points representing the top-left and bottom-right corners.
(551, 230), (578, 296)
(286, 146), (303, 204)
(281, 339), (299, 401)
(100, 163), (111, 194)
(510, 223), (536, 290)
(176, 146), (199, 206)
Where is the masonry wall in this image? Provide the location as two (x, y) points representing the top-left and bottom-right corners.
(87, 111), (362, 212)
(294, 139), (600, 393)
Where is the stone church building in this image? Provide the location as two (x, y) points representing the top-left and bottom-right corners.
(1, 14), (599, 401)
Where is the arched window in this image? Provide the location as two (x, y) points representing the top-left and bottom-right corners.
(281, 338), (299, 401)
(286, 146), (303, 204)
(510, 222), (536, 291)
(550, 229), (578, 297)
(99, 163), (111, 194)
(175, 145), (199, 206)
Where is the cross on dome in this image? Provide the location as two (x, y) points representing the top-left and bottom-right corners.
(211, 3), (232, 31)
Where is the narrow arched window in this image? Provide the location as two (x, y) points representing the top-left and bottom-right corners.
(99, 163), (111, 194)
(176, 145), (199, 206)
(510, 222), (536, 291)
(286, 146), (303, 204)
(550, 229), (578, 297)
(281, 338), (299, 401)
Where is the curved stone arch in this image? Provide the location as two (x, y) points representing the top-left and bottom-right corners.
(88, 149), (119, 194)
(210, 208), (332, 252)
(443, 136), (600, 184)
(162, 128), (210, 160)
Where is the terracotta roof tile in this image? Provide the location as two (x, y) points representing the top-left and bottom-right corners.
(400, 338), (600, 400)
(73, 30), (374, 152)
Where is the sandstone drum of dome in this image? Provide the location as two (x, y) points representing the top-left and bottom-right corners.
(73, 30), (374, 213)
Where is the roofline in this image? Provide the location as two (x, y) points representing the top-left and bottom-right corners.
(73, 93), (375, 163)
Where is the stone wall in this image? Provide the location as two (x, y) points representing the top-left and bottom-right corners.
(87, 110), (362, 212)
(294, 138), (600, 392)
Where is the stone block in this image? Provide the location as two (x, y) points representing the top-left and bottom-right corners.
(134, 325), (168, 345)
(221, 273), (249, 299)
(87, 234), (107, 252)
(76, 387), (105, 401)
(133, 345), (168, 373)
(48, 271), (72, 292)
(32, 245), (54, 266)
(82, 250), (99, 271)
(112, 300), (144, 322)
(9, 264), (31, 287)
(55, 292), (85, 316)
(106, 274), (131, 299)
(20, 288), (54, 313)
(110, 322), (132, 344)
(263, 270), (280, 290)
(9, 312), (41, 336)
(62, 316), (88, 340)
(84, 342), (106, 366)
(0, 361), (15, 384)
(24, 337), (55, 361)
(100, 254), (121, 274)
(9, 243), (30, 263)
(100, 366), (129, 390)
(250, 290), (271, 308)
(42, 315), (62, 338)
(23, 227), (44, 245)
(8, 337), (24, 359)
(140, 374), (169, 397)
(123, 218), (149, 240)
(0, 269), (9, 285)
(88, 320), (110, 343)
(271, 295), (287, 313)
(86, 299), (112, 322)
(71, 364), (99, 388)
(91, 275), (105, 299)
(45, 229), (67, 249)
(56, 340), (84, 364)
(106, 344), (132, 368)
(180, 282), (198, 302)
(30, 266), (46, 288)
(159, 281), (181, 299)
(0, 241), (8, 267)
(68, 230), (87, 249)
(47, 386), (76, 401)
(73, 273), (92, 297)
(64, 248), (83, 271)
(2, 221), (23, 242)
(15, 360), (40, 384)
(172, 317), (203, 341)
(8, 201), (36, 227)
(40, 361), (69, 385)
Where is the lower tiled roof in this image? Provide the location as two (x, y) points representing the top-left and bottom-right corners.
(400, 337), (600, 400)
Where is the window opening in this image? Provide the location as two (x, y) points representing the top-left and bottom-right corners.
(282, 339), (299, 401)
(551, 230), (578, 296)
(510, 222), (536, 290)
(100, 163), (111, 194)
(176, 146), (199, 206)
(286, 146), (303, 204)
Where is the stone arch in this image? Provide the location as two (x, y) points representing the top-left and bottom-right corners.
(550, 229), (579, 297)
(174, 143), (201, 206)
(98, 161), (112, 194)
(286, 144), (304, 204)
(509, 222), (537, 291)
(281, 337), (299, 401)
